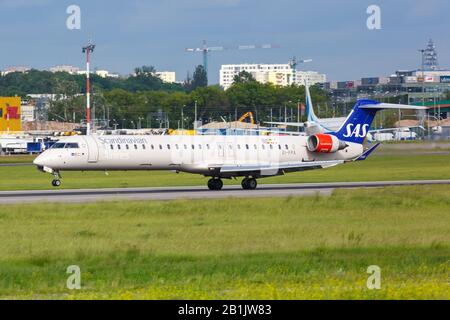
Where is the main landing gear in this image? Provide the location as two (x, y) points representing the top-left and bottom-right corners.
(207, 178), (223, 190)
(241, 177), (257, 190)
(206, 177), (258, 190)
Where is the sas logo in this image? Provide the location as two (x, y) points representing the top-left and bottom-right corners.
(343, 123), (369, 138)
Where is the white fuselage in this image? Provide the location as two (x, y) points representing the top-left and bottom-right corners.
(33, 134), (363, 177)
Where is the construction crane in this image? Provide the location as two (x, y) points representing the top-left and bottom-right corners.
(185, 40), (278, 84)
(238, 112), (255, 124)
(289, 57), (312, 85)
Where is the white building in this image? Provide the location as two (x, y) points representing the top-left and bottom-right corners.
(50, 65), (80, 74)
(76, 69), (119, 78)
(1, 66), (31, 76)
(219, 64), (326, 89)
(21, 104), (35, 122)
(295, 71), (327, 87)
(155, 71), (176, 83)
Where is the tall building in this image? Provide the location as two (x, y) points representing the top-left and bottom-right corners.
(155, 71), (176, 83)
(219, 64), (326, 89)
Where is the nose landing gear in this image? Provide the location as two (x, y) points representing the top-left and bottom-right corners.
(241, 177), (257, 190)
(52, 179), (61, 187)
(207, 178), (223, 190)
(51, 171), (61, 187)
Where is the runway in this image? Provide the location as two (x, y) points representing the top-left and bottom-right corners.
(1, 179), (450, 204)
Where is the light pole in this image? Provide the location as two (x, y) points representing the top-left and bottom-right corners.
(194, 100), (198, 130)
(181, 105), (185, 130)
(418, 49), (425, 105)
(82, 41), (95, 135)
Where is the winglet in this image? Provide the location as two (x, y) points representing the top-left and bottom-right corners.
(355, 142), (381, 161)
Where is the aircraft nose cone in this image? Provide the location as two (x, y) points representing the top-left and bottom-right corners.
(33, 156), (43, 166)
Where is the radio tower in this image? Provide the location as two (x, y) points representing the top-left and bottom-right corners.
(422, 39), (439, 71)
(82, 41), (95, 135)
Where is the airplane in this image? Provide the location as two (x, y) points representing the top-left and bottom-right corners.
(266, 84), (423, 141)
(265, 82), (346, 134)
(33, 100), (426, 190)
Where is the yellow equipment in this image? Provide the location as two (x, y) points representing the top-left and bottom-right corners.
(0, 97), (22, 132)
(238, 111), (255, 124)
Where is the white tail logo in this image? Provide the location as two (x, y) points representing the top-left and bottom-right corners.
(343, 123), (369, 138)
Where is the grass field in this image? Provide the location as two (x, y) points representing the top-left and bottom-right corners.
(0, 185), (448, 299)
(0, 153), (450, 191)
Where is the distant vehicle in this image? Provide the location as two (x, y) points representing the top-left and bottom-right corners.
(0, 135), (33, 154)
(33, 100), (426, 188)
(368, 127), (422, 142)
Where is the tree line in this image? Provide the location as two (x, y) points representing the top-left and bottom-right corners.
(1, 65), (332, 128)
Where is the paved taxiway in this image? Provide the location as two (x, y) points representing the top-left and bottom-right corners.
(0, 180), (449, 204)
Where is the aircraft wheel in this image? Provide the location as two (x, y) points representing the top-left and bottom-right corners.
(207, 178), (223, 190)
(52, 179), (61, 187)
(247, 178), (257, 190)
(241, 178), (249, 190)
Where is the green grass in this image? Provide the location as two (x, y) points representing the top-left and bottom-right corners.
(0, 154), (36, 164)
(0, 154), (449, 191)
(0, 185), (448, 299)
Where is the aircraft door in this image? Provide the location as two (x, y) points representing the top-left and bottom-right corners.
(83, 136), (99, 163)
(217, 142), (225, 158)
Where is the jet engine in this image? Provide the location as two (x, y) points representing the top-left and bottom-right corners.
(306, 134), (347, 153)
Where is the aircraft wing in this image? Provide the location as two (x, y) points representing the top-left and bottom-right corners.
(265, 121), (305, 127)
(210, 160), (344, 175)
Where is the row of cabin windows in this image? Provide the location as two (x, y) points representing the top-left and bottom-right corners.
(109, 143), (293, 151)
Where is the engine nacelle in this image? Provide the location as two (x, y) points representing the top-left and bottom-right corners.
(306, 134), (347, 153)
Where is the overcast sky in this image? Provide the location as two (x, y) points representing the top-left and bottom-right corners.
(0, 0), (449, 83)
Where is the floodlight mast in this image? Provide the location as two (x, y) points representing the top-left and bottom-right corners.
(82, 42), (95, 135)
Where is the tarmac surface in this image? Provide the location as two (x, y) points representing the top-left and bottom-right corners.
(1, 179), (449, 204)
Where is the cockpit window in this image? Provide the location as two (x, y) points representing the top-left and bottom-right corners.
(65, 143), (79, 149)
(51, 142), (66, 149)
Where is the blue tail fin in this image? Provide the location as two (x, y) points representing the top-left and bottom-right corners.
(305, 84), (318, 123)
(331, 99), (380, 144)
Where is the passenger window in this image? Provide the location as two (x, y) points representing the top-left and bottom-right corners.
(198, 144), (202, 149)
(278, 145), (281, 150)
(151, 145), (154, 150)
(159, 145), (163, 150)
(134, 144), (137, 150)
(270, 144), (273, 149)
(167, 144), (171, 150)
(184, 144), (187, 150)
(191, 144), (195, 150)
(126, 144), (129, 150)
(143, 144), (146, 150)
(237, 145), (241, 149)
(245, 144), (249, 150)
(206, 144), (210, 150)
(110, 145), (114, 150)
(175, 144), (179, 150)
(262, 145), (265, 150)
(117, 145), (121, 150)
(254, 144), (257, 149)
(285, 144), (288, 150)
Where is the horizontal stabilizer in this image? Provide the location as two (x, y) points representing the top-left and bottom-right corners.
(355, 142), (381, 161)
(360, 103), (428, 110)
